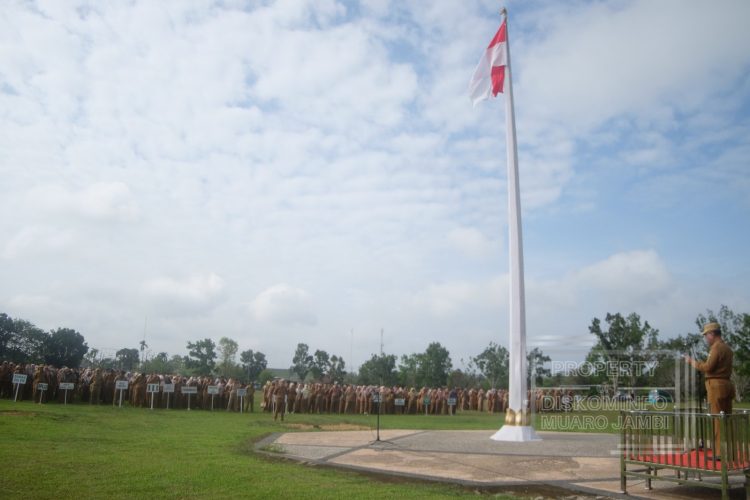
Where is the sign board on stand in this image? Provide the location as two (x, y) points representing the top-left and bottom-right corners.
(181, 386), (197, 410)
(59, 382), (75, 405)
(147, 383), (160, 410)
(12, 374), (27, 402)
(207, 385), (220, 410)
(115, 380), (129, 408)
(447, 397), (457, 416)
(237, 388), (247, 414)
(36, 382), (48, 404)
(163, 383), (174, 409)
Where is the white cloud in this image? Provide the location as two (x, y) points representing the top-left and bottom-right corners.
(411, 276), (507, 319)
(25, 183), (139, 222)
(518, 0), (750, 132)
(250, 284), (317, 327)
(0, 1), (747, 369)
(2, 226), (73, 259)
(447, 226), (496, 259)
(143, 273), (225, 316)
(572, 249), (672, 300)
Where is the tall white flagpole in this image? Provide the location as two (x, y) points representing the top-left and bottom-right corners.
(491, 8), (540, 442)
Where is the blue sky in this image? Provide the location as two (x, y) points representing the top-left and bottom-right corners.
(1, 0), (749, 369)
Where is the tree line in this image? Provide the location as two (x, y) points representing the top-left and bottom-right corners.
(2, 304), (747, 398)
(85, 337), (270, 384)
(572, 306), (749, 400)
(0, 313), (88, 367)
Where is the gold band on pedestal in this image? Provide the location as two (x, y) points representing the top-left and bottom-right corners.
(514, 409), (530, 426)
(504, 409), (531, 426)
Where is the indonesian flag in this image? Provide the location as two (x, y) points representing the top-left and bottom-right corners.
(469, 19), (508, 105)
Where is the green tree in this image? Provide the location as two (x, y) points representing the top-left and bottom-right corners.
(398, 353), (420, 387)
(412, 342), (452, 387)
(309, 349), (330, 381)
(169, 354), (186, 374)
(98, 357), (117, 370)
(43, 328), (88, 367)
(217, 337), (239, 377)
(116, 348), (140, 371)
(447, 368), (482, 389)
(527, 347), (551, 387)
(82, 348), (101, 368)
(423, 342), (452, 387)
(140, 352), (180, 374)
(257, 368), (275, 386)
(139, 339), (148, 364)
(0, 313), (14, 359)
(2, 317), (48, 363)
(290, 343), (313, 381)
(587, 312), (659, 393)
(184, 338), (217, 375)
(473, 342), (509, 388)
(240, 349), (267, 381)
(327, 355), (346, 383)
(358, 353), (397, 386)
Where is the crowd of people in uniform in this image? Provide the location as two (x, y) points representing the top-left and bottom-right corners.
(261, 379), (576, 421)
(0, 362), (256, 411)
(1, 361), (576, 419)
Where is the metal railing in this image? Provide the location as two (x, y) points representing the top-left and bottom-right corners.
(619, 409), (750, 500)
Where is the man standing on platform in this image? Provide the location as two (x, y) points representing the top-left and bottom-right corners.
(684, 321), (734, 456)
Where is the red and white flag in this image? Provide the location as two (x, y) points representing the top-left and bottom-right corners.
(469, 19), (508, 105)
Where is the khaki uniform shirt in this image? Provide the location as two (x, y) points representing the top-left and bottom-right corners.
(693, 338), (733, 379)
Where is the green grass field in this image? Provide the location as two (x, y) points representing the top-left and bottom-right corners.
(4, 400), (747, 499)
(0, 400), (527, 499)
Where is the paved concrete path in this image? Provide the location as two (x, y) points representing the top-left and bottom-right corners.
(257, 429), (747, 499)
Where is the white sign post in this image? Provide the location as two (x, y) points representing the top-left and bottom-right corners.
(37, 382), (48, 403)
(447, 397), (457, 416)
(181, 386), (197, 410)
(163, 383), (174, 409)
(147, 383), (160, 410)
(207, 385), (219, 410)
(59, 382), (75, 405)
(12, 374), (27, 402)
(237, 388), (247, 414)
(115, 380), (129, 408)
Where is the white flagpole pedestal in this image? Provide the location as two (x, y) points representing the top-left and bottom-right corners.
(491, 425), (540, 442)
(489, 10), (540, 443)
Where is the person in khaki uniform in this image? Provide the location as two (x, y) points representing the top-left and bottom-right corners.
(684, 321), (734, 457)
(273, 380), (288, 422)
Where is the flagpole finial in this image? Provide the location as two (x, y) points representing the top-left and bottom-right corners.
(500, 7), (507, 17)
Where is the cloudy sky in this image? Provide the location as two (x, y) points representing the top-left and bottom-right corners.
(1, 0), (749, 369)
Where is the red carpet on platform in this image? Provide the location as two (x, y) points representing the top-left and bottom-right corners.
(630, 450), (750, 471)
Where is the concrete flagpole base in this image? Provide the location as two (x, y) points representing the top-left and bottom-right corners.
(490, 425), (542, 442)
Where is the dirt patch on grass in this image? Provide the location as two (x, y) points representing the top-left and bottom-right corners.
(285, 423), (316, 430)
(0, 410), (37, 417)
(319, 423), (369, 431)
(283, 423), (369, 431)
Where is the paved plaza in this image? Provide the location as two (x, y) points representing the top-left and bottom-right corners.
(257, 429), (747, 499)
